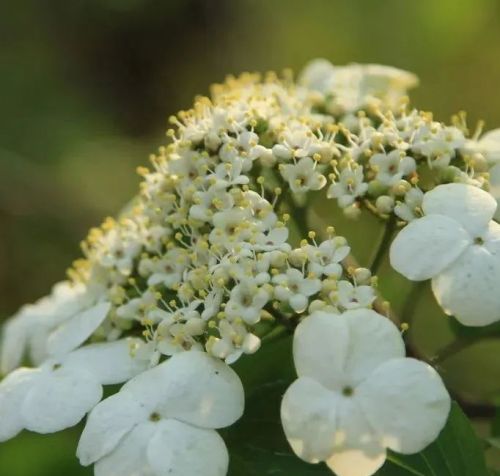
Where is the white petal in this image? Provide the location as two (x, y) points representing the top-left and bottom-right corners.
(423, 183), (496, 235)
(432, 245), (500, 326)
(47, 302), (111, 356)
(0, 368), (39, 442)
(1, 313), (30, 374)
(357, 358), (450, 454)
(293, 311), (348, 390)
(21, 366), (102, 433)
(479, 129), (500, 162)
(488, 163), (500, 221)
(77, 391), (150, 466)
(147, 419), (229, 476)
(281, 377), (338, 463)
(333, 395), (381, 450)
(290, 294), (308, 313)
(95, 422), (157, 476)
(64, 339), (149, 385)
(293, 310), (404, 390)
(389, 214), (470, 280)
(484, 220), (500, 253)
(124, 351), (244, 429)
(300, 279), (321, 296)
(326, 446), (386, 476)
(28, 326), (51, 366)
(299, 58), (336, 91)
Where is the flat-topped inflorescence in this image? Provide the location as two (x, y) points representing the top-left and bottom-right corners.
(1, 59), (499, 476)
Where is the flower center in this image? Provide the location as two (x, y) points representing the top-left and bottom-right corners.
(474, 237), (484, 245)
(342, 386), (354, 397)
(149, 412), (161, 422)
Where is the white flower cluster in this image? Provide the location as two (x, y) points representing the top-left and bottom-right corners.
(0, 59), (497, 475)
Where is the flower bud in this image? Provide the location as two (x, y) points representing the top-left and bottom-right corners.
(375, 195), (395, 214)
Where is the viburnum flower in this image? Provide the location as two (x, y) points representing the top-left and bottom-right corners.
(1, 281), (83, 373)
(225, 277), (271, 324)
(273, 268), (322, 313)
(411, 125), (466, 168)
(467, 128), (500, 163)
(305, 237), (350, 278)
(77, 351), (244, 476)
(390, 182), (500, 326)
(327, 166), (368, 208)
(369, 150), (416, 186)
(280, 309), (450, 476)
(280, 157), (327, 193)
(335, 280), (376, 310)
(1, 282), (106, 373)
(208, 319), (261, 364)
(394, 187), (424, 222)
(0, 339), (147, 441)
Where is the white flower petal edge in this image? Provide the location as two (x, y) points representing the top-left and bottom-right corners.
(78, 351), (244, 476)
(47, 301), (111, 356)
(357, 358), (450, 454)
(121, 348), (245, 429)
(280, 377), (338, 463)
(77, 392), (147, 466)
(95, 422), (157, 476)
(147, 419), (229, 476)
(326, 446), (387, 476)
(293, 309), (404, 391)
(281, 310), (450, 476)
(0, 369), (38, 442)
(389, 214), (471, 280)
(390, 183), (500, 326)
(422, 183), (496, 236)
(488, 163), (500, 221)
(0, 281), (89, 374)
(0, 339), (147, 439)
(431, 244), (500, 326)
(22, 365), (103, 434)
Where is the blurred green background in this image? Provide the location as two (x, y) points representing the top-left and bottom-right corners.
(1, 0), (500, 474)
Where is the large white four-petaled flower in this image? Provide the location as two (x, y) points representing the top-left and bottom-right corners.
(390, 182), (500, 326)
(77, 350), (245, 476)
(0, 339), (147, 441)
(280, 309), (450, 476)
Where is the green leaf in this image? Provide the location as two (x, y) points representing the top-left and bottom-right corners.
(225, 336), (490, 476)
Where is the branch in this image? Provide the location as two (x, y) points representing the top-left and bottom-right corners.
(369, 215), (397, 274)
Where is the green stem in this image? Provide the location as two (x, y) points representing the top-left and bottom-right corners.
(261, 324), (289, 343)
(369, 215), (397, 275)
(270, 168), (309, 236)
(399, 281), (427, 325)
(432, 338), (476, 365)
